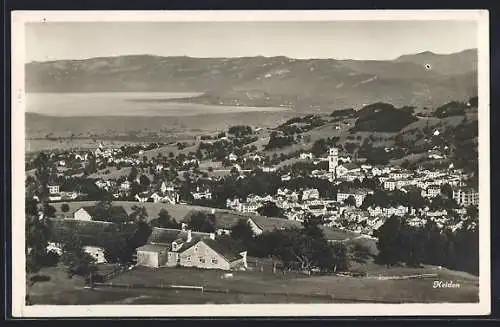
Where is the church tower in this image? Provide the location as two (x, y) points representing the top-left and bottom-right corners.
(328, 147), (338, 176)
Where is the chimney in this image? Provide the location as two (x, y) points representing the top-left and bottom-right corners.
(187, 230), (192, 243)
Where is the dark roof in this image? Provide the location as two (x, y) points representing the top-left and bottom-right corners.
(148, 227), (182, 245)
(137, 244), (168, 253)
(176, 240), (198, 253)
(48, 218), (137, 248)
(80, 205), (129, 221)
(342, 163), (360, 170)
(147, 227), (213, 245)
(190, 231), (214, 240)
(202, 238), (244, 262)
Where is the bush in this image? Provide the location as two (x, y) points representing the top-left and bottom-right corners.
(42, 250), (61, 267)
(30, 275), (51, 283)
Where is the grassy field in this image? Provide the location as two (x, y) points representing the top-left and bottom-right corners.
(88, 166), (133, 180)
(27, 257), (478, 305)
(105, 265), (478, 303)
(52, 200), (227, 221)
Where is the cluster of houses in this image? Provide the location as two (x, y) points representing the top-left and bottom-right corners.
(223, 146), (477, 236)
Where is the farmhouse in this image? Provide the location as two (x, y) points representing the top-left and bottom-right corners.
(72, 205), (130, 223)
(136, 226), (246, 270)
(178, 239), (247, 271)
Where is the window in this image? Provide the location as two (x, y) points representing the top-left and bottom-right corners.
(194, 247), (198, 252)
(199, 257), (205, 263)
(211, 258), (218, 264)
(186, 255), (191, 262)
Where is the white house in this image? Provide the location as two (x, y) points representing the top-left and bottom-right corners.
(120, 181), (131, 191)
(299, 152), (314, 160)
(302, 188), (320, 201)
(261, 166), (277, 173)
(135, 192), (150, 203)
(48, 185), (60, 195)
(383, 179), (397, 191)
(73, 207), (93, 221)
(84, 246), (107, 264)
(421, 186), (441, 198)
(192, 187), (213, 200)
(228, 153), (238, 162)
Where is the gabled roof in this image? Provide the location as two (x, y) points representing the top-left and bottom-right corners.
(201, 238), (245, 262)
(48, 218), (137, 248)
(137, 244), (169, 253)
(342, 163), (360, 170)
(249, 215), (302, 232)
(147, 227), (213, 245)
(147, 227), (182, 245)
(213, 212), (247, 229)
(80, 205), (129, 221)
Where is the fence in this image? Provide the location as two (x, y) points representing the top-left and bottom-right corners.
(88, 265), (128, 284)
(90, 281), (415, 303)
(365, 273), (438, 280)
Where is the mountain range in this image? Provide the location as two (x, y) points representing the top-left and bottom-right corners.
(25, 49), (478, 111)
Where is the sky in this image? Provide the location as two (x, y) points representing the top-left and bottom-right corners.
(25, 21), (477, 62)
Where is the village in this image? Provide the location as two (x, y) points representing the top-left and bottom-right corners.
(27, 119), (478, 273)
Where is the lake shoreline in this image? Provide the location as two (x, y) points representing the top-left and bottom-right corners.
(26, 92), (289, 117)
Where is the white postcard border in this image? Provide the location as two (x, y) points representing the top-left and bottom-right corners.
(11, 9), (491, 317)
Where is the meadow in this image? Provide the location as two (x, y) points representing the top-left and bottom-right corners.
(28, 263), (479, 305)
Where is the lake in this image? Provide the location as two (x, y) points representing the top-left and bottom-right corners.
(26, 92), (287, 117)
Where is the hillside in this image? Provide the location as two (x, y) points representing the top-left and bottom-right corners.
(395, 49), (477, 76)
(351, 103), (418, 132)
(26, 49), (478, 110)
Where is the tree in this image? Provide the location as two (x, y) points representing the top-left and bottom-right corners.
(26, 153), (52, 278)
(43, 204), (56, 218)
(60, 203), (70, 213)
(230, 219), (255, 247)
(150, 209), (180, 229)
(128, 166), (139, 182)
(60, 235), (97, 280)
(311, 139), (328, 157)
(348, 242), (373, 264)
(187, 211), (216, 233)
(139, 175), (151, 187)
(330, 242), (350, 272)
(257, 201), (285, 218)
(344, 195), (357, 207)
(374, 216), (405, 265)
(95, 199), (112, 212)
(130, 205), (148, 223)
(103, 231), (130, 265)
(128, 221), (153, 254)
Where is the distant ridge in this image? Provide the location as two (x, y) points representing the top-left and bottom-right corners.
(26, 49), (477, 110)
